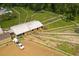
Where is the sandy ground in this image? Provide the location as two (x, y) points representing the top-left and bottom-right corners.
(0, 38), (65, 56)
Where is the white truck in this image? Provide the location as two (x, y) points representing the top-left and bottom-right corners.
(13, 37), (24, 49)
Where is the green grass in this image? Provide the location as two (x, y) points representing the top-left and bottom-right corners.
(17, 35), (24, 42)
(31, 11), (57, 22)
(0, 7), (33, 29)
(47, 19), (74, 29)
(14, 7), (27, 23)
(57, 42), (77, 55)
(0, 17), (19, 29)
(0, 6), (79, 30)
(0, 7), (57, 29)
(74, 16), (79, 23)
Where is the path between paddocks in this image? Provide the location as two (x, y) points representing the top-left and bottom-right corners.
(12, 8), (20, 24)
(31, 33), (79, 45)
(44, 24), (75, 32)
(29, 34), (73, 56)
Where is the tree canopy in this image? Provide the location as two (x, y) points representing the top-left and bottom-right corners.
(0, 3), (79, 21)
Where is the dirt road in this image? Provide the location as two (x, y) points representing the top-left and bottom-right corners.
(0, 38), (65, 56)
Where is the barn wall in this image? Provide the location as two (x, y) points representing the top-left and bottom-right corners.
(0, 37), (11, 45)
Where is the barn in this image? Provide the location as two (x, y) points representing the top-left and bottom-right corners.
(0, 28), (3, 34)
(0, 27), (11, 46)
(10, 21), (43, 35)
(0, 32), (11, 45)
(0, 7), (12, 15)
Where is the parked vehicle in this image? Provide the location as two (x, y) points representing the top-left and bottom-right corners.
(18, 43), (24, 49)
(12, 37), (19, 43)
(13, 37), (24, 49)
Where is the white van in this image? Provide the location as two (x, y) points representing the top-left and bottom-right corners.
(13, 37), (24, 49)
(13, 37), (19, 43)
(18, 43), (24, 49)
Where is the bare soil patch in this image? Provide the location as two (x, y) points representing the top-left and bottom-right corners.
(0, 37), (65, 56)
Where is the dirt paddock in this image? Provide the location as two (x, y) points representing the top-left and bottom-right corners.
(0, 38), (65, 56)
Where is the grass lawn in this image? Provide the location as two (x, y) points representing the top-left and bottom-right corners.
(57, 42), (79, 55)
(0, 7), (34, 29)
(31, 11), (57, 22)
(14, 7), (27, 23)
(0, 6), (77, 30)
(47, 19), (74, 29)
(74, 16), (79, 23)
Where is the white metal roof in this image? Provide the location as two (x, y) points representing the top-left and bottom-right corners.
(0, 8), (12, 15)
(10, 21), (43, 35)
(0, 28), (3, 34)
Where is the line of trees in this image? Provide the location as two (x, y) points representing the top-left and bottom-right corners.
(0, 3), (79, 21)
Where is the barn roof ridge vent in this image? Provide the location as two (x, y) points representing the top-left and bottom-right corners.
(10, 20), (43, 35)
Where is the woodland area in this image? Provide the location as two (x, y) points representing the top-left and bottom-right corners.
(0, 3), (79, 21)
